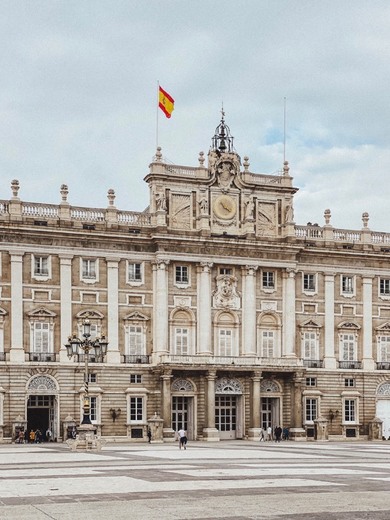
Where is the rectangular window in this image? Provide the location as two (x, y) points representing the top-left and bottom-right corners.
(130, 374), (142, 384)
(175, 327), (189, 355)
(219, 329), (232, 356)
(341, 334), (356, 361)
(34, 256), (48, 276)
(344, 378), (355, 387)
(262, 271), (275, 289)
(261, 331), (274, 357)
(303, 332), (317, 359)
(82, 259), (96, 279)
(90, 396), (97, 422)
(305, 398), (317, 422)
(88, 373), (97, 383)
(306, 377), (316, 387)
(303, 274), (316, 292)
(175, 265), (189, 284)
(130, 397), (143, 422)
(128, 326), (143, 356)
(380, 278), (390, 296)
(33, 323), (50, 353)
(344, 399), (356, 422)
(342, 275), (354, 294)
(219, 268), (232, 276)
(379, 336), (390, 362)
(128, 263), (142, 282)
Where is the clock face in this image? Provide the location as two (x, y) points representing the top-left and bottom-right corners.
(213, 195), (237, 220)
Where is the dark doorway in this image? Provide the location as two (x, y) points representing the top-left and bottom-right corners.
(27, 395), (54, 440)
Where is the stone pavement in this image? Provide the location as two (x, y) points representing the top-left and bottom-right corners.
(1, 440), (390, 519)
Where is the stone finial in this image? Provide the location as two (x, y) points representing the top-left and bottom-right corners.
(283, 161), (290, 176)
(11, 179), (20, 199)
(155, 146), (162, 162)
(324, 209), (331, 225)
(60, 184), (68, 203)
(198, 151), (205, 166)
(362, 212), (369, 228)
(107, 188), (116, 207)
(243, 156), (250, 172)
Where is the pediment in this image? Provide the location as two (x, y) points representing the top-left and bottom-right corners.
(300, 319), (321, 328)
(76, 309), (104, 319)
(27, 307), (56, 318)
(338, 321), (360, 330)
(124, 311), (149, 321)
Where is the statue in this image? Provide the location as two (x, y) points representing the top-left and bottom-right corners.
(156, 193), (167, 211)
(285, 203), (294, 223)
(199, 197), (208, 214)
(245, 199), (254, 220)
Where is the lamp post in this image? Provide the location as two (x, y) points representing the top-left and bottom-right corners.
(65, 318), (108, 426)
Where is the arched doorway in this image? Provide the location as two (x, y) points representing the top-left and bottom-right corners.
(26, 375), (59, 441)
(260, 379), (282, 431)
(376, 382), (390, 440)
(215, 377), (243, 440)
(171, 378), (196, 440)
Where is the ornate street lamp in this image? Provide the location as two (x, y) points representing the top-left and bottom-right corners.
(65, 318), (108, 425)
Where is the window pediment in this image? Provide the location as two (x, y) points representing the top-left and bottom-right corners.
(27, 307), (56, 319)
(124, 311), (149, 322)
(376, 322), (390, 332)
(338, 321), (360, 330)
(300, 319), (321, 329)
(76, 310), (104, 319)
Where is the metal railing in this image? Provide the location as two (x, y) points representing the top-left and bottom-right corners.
(122, 355), (150, 364)
(28, 353), (56, 362)
(338, 361), (362, 369)
(302, 359), (323, 368)
(376, 362), (390, 370)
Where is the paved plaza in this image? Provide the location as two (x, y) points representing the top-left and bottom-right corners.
(1, 440), (390, 519)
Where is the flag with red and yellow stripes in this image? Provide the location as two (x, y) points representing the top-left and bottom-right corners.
(158, 86), (175, 118)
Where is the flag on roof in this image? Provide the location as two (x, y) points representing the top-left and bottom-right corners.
(158, 86), (174, 118)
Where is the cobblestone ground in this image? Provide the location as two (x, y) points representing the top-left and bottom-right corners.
(1, 440), (390, 519)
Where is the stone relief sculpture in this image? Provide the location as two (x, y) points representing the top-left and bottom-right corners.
(245, 198), (254, 220)
(199, 197), (208, 214)
(257, 203), (276, 236)
(285, 203), (294, 223)
(213, 275), (240, 309)
(170, 194), (191, 230)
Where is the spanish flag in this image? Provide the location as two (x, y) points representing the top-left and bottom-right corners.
(158, 86), (175, 118)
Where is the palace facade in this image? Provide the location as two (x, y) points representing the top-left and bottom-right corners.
(1, 116), (390, 443)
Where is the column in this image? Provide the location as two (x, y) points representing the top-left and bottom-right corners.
(362, 275), (375, 370)
(59, 255), (73, 362)
(106, 258), (120, 363)
(197, 262), (213, 354)
(161, 370), (174, 440)
(242, 266), (258, 356)
(248, 371), (262, 440)
(153, 260), (170, 357)
(203, 370), (219, 440)
(324, 273), (337, 369)
(290, 372), (306, 439)
(10, 252), (24, 363)
(282, 268), (296, 357)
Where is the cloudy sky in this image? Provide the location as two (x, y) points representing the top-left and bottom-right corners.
(1, 1), (390, 231)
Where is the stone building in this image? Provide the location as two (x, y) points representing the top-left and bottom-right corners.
(1, 115), (390, 443)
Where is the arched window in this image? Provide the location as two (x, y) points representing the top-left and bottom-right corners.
(214, 311), (239, 357)
(170, 309), (195, 356)
(257, 313), (280, 357)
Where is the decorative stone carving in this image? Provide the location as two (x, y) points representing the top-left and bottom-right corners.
(257, 202), (277, 236)
(260, 379), (280, 393)
(377, 382), (390, 396)
(215, 377), (242, 394)
(172, 379), (194, 392)
(27, 375), (57, 392)
(216, 160), (236, 191)
(156, 192), (167, 211)
(171, 194), (191, 229)
(213, 275), (240, 309)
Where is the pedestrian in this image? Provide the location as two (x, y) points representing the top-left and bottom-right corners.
(178, 428), (187, 449)
(275, 426), (282, 442)
(259, 428), (264, 441)
(147, 427), (152, 443)
(29, 429), (35, 443)
(24, 429), (29, 444)
(46, 428), (52, 442)
(35, 429), (41, 443)
(283, 427), (289, 441)
(266, 425), (272, 441)
(17, 429), (24, 444)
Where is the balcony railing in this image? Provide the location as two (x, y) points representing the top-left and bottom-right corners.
(159, 355), (303, 367)
(303, 359), (323, 368)
(123, 355), (150, 364)
(376, 362), (390, 370)
(75, 354), (104, 363)
(28, 353), (56, 362)
(338, 361), (362, 369)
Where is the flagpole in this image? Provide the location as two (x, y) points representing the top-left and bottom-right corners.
(283, 96), (287, 163)
(156, 81), (160, 149)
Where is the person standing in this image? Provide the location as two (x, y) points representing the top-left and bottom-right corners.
(266, 425), (272, 441)
(147, 427), (152, 443)
(178, 428), (187, 449)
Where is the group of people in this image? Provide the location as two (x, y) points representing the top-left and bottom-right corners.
(259, 426), (289, 442)
(16, 428), (53, 443)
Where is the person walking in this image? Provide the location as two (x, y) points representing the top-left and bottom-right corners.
(147, 427), (152, 443)
(29, 429), (35, 443)
(266, 425), (272, 441)
(178, 428), (187, 449)
(274, 425), (282, 442)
